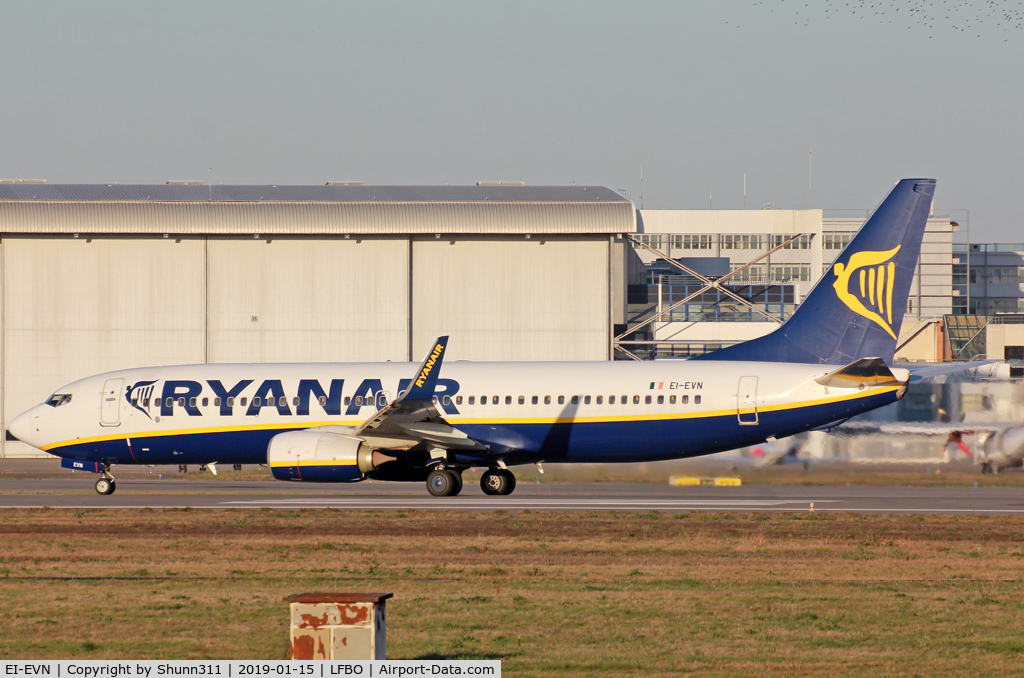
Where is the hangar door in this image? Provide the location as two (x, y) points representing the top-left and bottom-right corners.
(207, 238), (410, 363)
(411, 238), (609, 361)
(3, 238), (206, 456)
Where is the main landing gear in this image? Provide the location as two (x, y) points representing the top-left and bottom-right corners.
(424, 466), (517, 497)
(480, 469), (516, 496)
(426, 468), (463, 497)
(95, 464), (116, 495)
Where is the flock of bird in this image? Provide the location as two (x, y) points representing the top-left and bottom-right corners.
(739, 0), (1024, 38)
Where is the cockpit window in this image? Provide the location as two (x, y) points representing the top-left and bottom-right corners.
(46, 394), (72, 408)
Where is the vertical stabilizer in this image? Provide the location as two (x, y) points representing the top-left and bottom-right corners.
(695, 178), (936, 365)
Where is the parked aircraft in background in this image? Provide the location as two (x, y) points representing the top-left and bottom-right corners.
(9, 179), (943, 496)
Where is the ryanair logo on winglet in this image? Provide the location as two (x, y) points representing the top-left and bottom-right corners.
(414, 343), (445, 388)
(832, 246), (900, 339)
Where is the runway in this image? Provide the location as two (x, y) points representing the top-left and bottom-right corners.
(2, 471), (1023, 514)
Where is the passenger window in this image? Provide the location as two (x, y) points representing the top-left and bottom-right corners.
(609, 395), (615, 404)
(695, 395), (702, 404)
(131, 398), (139, 408)
(532, 396), (538, 405)
(633, 395), (640, 404)
(682, 395), (688, 404)
(621, 395), (627, 405)
(344, 397), (350, 406)
(164, 397), (172, 408)
(492, 396), (498, 405)
(253, 397), (262, 407)
(480, 396), (486, 405)
(669, 395), (676, 405)
(456, 396), (463, 405)
(596, 395), (603, 404)
(518, 396), (525, 405)
(558, 396), (564, 405)
(443, 395), (452, 406)
(657, 395), (664, 404)
(584, 396), (591, 405)
(189, 397), (197, 408)
(280, 397), (287, 407)
(215, 397), (221, 406)
(292, 397), (299, 406)
(202, 397), (209, 407)
(468, 396), (475, 405)
(505, 396), (512, 405)
(355, 396), (362, 406)
(240, 397), (247, 407)
(571, 396), (579, 405)
(226, 397), (234, 407)
(143, 398), (150, 407)
(545, 396), (551, 405)
(645, 396), (652, 404)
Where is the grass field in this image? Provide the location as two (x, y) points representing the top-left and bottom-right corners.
(2, 509), (1024, 675)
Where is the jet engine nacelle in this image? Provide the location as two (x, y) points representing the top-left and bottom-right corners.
(268, 430), (377, 482)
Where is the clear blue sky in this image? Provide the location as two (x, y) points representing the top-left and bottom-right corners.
(2, 1), (1022, 239)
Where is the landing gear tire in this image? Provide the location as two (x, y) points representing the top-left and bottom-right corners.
(426, 469), (460, 497)
(481, 469), (516, 496)
(450, 471), (464, 496)
(95, 478), (116, 495)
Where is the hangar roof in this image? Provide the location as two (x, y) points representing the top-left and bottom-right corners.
(0, 184), (635, 235)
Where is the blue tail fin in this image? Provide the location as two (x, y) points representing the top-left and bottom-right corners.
(694, 178), (936, 365)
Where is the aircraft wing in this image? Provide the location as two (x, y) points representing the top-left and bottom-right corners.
(350, 336), (489, 453)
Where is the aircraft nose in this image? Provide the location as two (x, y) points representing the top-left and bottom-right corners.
(8, 408), (38, 446)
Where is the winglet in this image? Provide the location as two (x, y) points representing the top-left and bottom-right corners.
(398, 336), (449, 402)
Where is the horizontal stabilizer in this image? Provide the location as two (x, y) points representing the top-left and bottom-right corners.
(815, 357), (903, 388)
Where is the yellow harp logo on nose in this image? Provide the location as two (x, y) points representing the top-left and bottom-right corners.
(832, 246), (900, 340)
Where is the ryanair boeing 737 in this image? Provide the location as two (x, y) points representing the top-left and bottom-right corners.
(8, 179), (937, 497)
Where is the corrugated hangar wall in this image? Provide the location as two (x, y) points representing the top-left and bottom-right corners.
(0, 184), (637, 458)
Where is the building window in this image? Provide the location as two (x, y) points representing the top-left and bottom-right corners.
(823, 232), (852, 250)
(639, 234), (663, 249)
(771, 234), (811, 249)
(721, 234), (761, 250)
(771, 265), (811, 282)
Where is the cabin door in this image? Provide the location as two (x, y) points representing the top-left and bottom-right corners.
(737, 376), (759, 425)
(100, 378), (124, 427)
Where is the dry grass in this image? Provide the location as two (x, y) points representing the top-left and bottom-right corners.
(2, 509), (1024, 676)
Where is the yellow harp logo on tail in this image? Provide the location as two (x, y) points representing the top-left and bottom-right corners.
(832, 246), (901, 340)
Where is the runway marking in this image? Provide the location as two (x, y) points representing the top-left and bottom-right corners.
(220, 498), (840, 507)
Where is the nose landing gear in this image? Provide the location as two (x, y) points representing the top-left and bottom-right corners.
(95, 464), (116, 495)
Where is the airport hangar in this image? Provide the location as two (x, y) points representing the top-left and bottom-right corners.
(0, 183), (641, 458)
